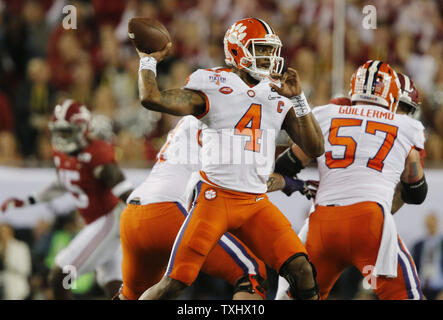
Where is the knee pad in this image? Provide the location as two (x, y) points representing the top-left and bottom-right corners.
(279, 253), (319, 300)
(233, 274), (267, 299)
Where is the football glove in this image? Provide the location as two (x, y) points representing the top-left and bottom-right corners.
(282, 176), (318, 200)
(1, 196), (35, 213)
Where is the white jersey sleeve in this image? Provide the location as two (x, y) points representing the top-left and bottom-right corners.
(183, 69), (208, 92)
(183, 69), (213, 120)
(408, 118), (426, 150)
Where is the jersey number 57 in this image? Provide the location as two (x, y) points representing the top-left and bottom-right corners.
(325, 118), (398, 172)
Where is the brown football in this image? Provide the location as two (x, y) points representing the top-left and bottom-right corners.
(128, 17), (171, 54)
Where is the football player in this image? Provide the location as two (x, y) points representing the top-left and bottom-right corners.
(1, 100), (132, 299)
(118, 113), (315, 300)
(134, 18), (324, 300)
(119, 115), (268, 300)
(274, 63), (427, 300)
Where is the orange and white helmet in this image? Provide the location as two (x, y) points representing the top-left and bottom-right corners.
(223, 18), (284, 80)
(350, 60), (400, 113)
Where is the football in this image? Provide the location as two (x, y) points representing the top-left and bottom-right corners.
(128, 17), (171, 54)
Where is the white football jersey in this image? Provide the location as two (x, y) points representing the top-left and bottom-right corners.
(184, 67), (293, 194)
(312, 103), (426, 210)
(127, 116), (201, 206)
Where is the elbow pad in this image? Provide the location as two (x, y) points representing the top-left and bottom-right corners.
(274, 147), (305, 177)
(401, 176), (428, 205)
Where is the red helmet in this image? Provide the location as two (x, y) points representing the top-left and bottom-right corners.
(49, 99), (91, 153)
(329, 96), (352, 106)
(397, 73), (420, 114)
(223, 18), (284, 80)
(350, 60), (400, 113)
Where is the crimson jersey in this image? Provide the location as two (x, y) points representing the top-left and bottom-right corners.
(53, 139), (120, 224)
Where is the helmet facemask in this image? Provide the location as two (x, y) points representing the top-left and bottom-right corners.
(239, 38), (284, 80)
(224, 19), (284, 81)
(49, 121), (89, 154)
(398, 73), (420, 116)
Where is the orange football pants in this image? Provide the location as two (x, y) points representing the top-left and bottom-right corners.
(305, 201), (423, 300)
(120, 201), (267, 300)
(167, 181), (307, 286)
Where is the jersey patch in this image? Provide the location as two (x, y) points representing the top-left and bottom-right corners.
(219, 87), (233, 94)
(204, 188), (217, 200)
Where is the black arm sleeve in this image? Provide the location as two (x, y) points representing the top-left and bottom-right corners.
(401, 175), (428, 205)
(274, 147), (305, 177)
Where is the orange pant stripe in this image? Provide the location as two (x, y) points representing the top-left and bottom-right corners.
(165, 182), (203, 278)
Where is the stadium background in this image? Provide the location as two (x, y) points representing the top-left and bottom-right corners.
(0, 0), (442, 300)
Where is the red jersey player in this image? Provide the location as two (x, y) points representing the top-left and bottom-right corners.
(1, 100), (133, 299)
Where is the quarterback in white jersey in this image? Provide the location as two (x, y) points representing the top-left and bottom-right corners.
(134, 18), (325, 300)
(274, 62), (427, 300)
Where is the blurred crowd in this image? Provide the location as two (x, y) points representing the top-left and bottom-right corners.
(0, 0), (442, 300)
(0, 0), (441, 167)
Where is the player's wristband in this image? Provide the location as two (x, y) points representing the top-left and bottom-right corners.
(290, 92), (311, 117)
(274, 147), (304, 177)
(139, 56), (157, 76)
(401, 175), (428, 205)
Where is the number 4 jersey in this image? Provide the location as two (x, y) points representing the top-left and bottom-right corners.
(53, 139), (120, 224)
(313, 103), (426, 211)
(184, 67), (293, 194)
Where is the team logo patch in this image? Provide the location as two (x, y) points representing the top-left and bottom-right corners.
(247, 90), (255, 97)
(209, 74), (226, 85)
(268, 94), (281, 100)
(219, 86), (233, 94)
(255, 196), (265, 202)
(204, 188), (217, 200)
